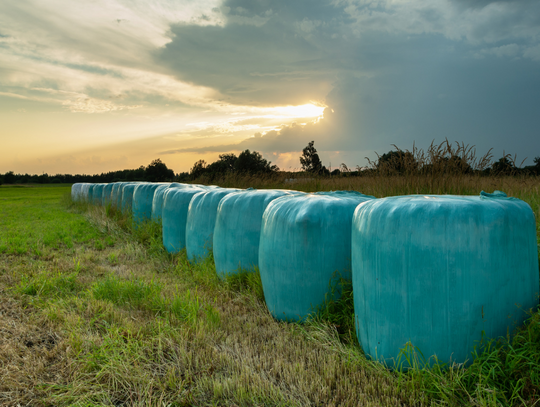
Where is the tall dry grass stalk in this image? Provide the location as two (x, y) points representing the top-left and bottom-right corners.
(366, 139), (494, 176)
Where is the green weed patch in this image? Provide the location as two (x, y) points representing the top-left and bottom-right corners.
(17, 271), (81, 298)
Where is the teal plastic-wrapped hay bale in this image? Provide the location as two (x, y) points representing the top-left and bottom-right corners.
(132, 183), (164, 223)
(92, 184), (106, 205)
(186, 188), (242, 262)
(151, 183), (189, 221)
(113, 182), (126, 209)
(71, 183), (86, 202)
(87, 184), (96, 204)
(110, 182), (126, 208)
(82, 185), (89, 201)
(352, 191), (539, 368)
(213, 189), (301, 277)
(113, 182), (140, 209)
(111, 182), (125, 208)
(259, 191), (375, 322)
(70, 183), (78, 201)
(121, 184), (139, 214)
(162, 186), (207, 253)
(102, 184), (115, 206)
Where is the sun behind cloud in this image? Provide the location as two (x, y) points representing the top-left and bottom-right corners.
(262, 103), (326, 119)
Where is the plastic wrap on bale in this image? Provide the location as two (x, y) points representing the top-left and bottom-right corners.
(92, 184), (106, 205)
(121, 184), (140, 214)
(113, 182), (139, 209)
(185, 188), (242, 262)
(70, 183), (77, 202)
(71, 183), (86, 202)
(80, 183), (92, 202)
(102, 184), (115, 206)
(110, 183), (123, 208)
(87, 184), (96, 204)
(132, 183), (165, 224)
(162, 186), (208, 253)
(259, 191), (375, 322)
(151, 183), (191, 222)
(213, 189), (302, 278)
(351, 191), (540, 368)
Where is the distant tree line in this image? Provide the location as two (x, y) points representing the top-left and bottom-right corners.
(0, 151), (280, 185)
(0, 158), (174, 185)
(1, 143), (539, 186)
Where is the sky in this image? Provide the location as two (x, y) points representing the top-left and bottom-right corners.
(1, 0), (540, 175)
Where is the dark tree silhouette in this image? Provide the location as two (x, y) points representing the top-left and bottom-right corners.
(300, 141), (323, 173)
(235, 150), (278, 174)
(491, 156), (516, 175)
(3, 171), (15, 184)
(206, 153), (238, 175)
(190, 160), (207, 179)
(188, 150), (278, 180)
(145, 158), (174, 182)
(376, 150), (417, 174)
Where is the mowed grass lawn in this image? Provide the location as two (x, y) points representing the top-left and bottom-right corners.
(1, 182), (539, 407)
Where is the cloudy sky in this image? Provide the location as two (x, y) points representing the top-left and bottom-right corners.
(1, 0), (539, 175)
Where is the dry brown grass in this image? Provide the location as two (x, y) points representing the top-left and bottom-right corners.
(0, 280), (69, 406)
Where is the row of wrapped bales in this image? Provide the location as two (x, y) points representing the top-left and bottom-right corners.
(186, 188), (243, 262)
(213, 189), (302, 278)
(72, 182), (539, 369)
(351, 191), (539, 367)
(259, 191), (375, 322)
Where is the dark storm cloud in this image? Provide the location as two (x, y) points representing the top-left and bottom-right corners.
(157, 0), (540, 164)
(155, 0), (352, 106)
(450, 0), (528, 9)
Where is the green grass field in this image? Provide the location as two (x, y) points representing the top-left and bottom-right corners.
(1, 181), (539, 406)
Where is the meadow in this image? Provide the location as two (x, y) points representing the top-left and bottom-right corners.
(0, 174), (539, 406)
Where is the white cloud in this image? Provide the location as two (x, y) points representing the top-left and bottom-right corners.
(0, 0), (230, 112)
(63, 97), (142, 114)
(479, 43), (521, 58)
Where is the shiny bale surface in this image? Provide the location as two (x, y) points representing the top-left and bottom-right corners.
(352, 191), (539, 367)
